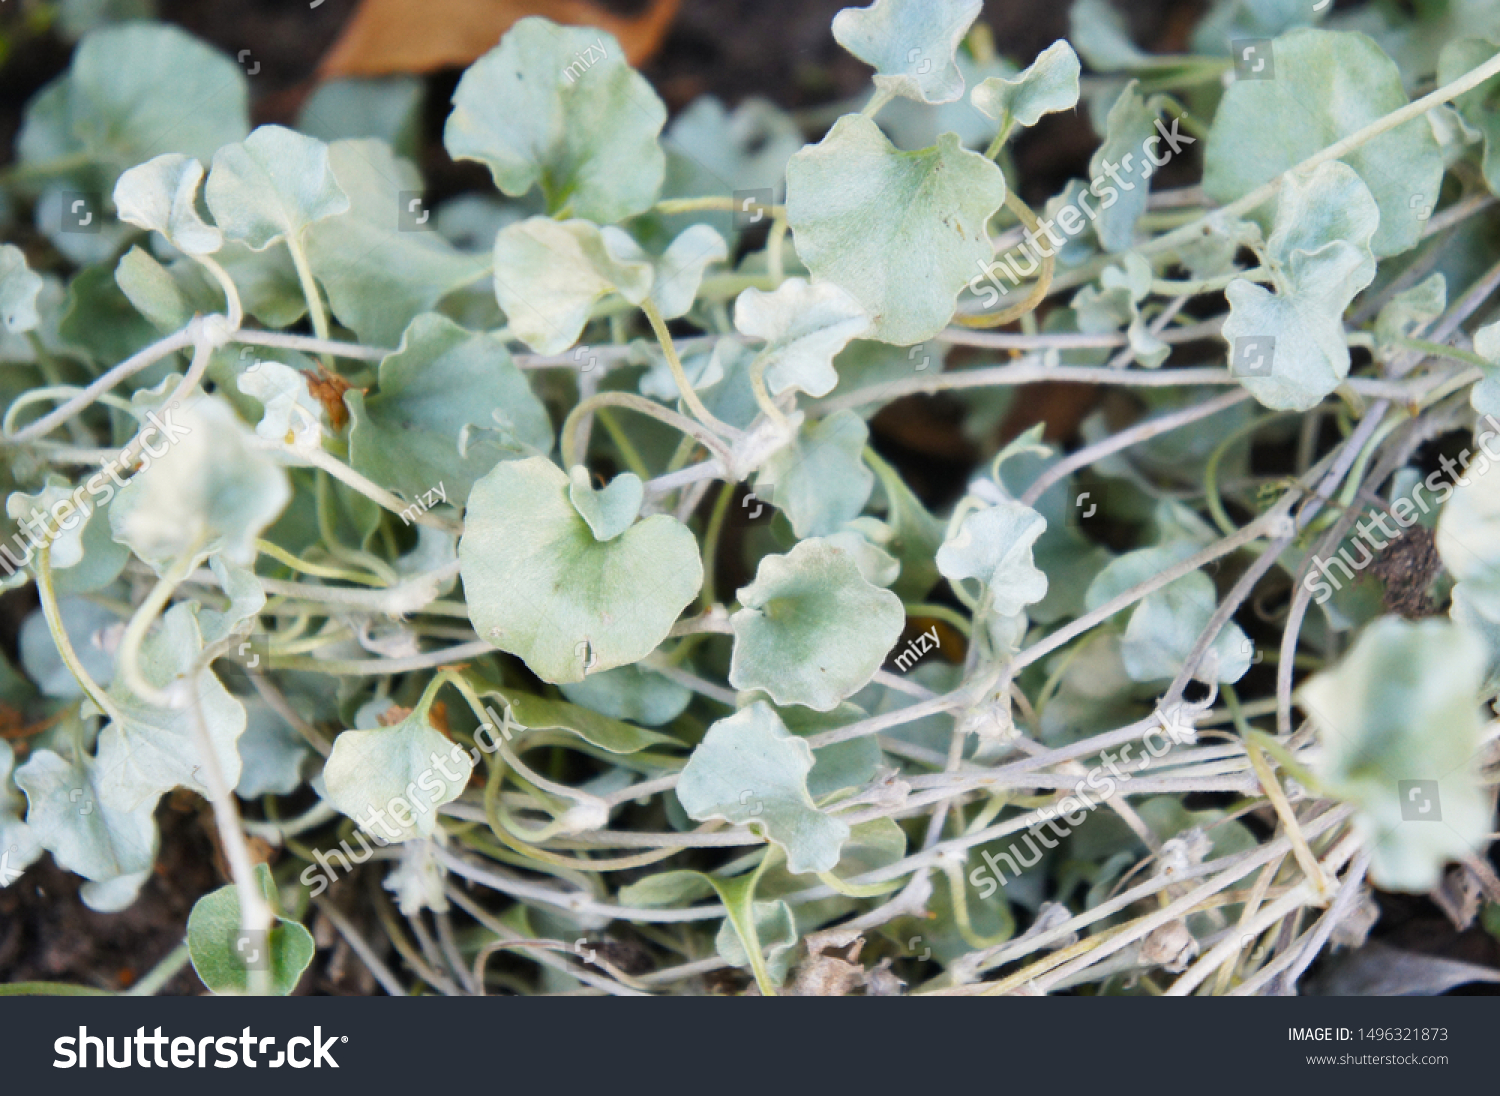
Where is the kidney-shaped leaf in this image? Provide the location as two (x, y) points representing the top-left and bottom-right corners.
(461, 457), (703, 684)
(187, 862), (315, 996)
(786, 116), (1006, 344)
(678, 701), (852, 874)
(936, 499), (1049, 617)
(206, 126), (349, 251)
(730, 537), (904, 711)
(832, 0), (983, 105)
(444, 18), (666, 223)
(972, 40), (1081, 133)
(734, 277), (871, 399)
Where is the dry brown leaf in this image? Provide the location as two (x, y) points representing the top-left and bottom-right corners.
(320, 0), (681, 79)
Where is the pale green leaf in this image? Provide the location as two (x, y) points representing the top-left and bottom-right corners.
(444, 18), (666, 222)
(1203, 28), (1444, 257)
(1440, 38), (1500, 199)
(461, 457), (702, 684)
(1374, 273), (1445, 358)
(112, 153), (222, 255)
(757, 410), (874, 538)
(935, 500), (1049, 616)
(786, 116), (1006, 344)
(492, 217), (653, 355)
(678, 701), (851, 874)
(729, 537), (905, 711)
(187, 862), (315, 996)
(972, 41), (1081, 131)
(831, 0), (983, 105)
(0, 245), (44, 333)
(1301, 617), (1489, 891)
(324, 698), (473, 843)
(558, 664), (692, 728)
(716, 899), (799, 983)
(205, 126), (349, 251)
(1121, 570), (1251, 684)
(734, 277), (871, 398)
(568, 466), (643, 542)
(0, 740), (43, 887)
(1088, 82), (1158, 252)
(347, 313), (553, 507)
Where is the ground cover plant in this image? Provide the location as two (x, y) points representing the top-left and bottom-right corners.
(2, 0), (1500, 997)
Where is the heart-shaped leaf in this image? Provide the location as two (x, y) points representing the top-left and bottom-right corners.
(206, 126), (349, 251)
(757, 410), (873, 537)
(832, 0), (983, 105)
(936, 499), (1049, 617)
(786, 116), (1006, 344)
(972, 40), (1081, 133)
(187, 862), (315, 996)
(729, 537), (905, 710)
(444, 18), (666, 223)
(461, 457), (702, 684)
(568, 466), (644, 542)
(678, 701), (851, 874)
(734, 277), (872, 399)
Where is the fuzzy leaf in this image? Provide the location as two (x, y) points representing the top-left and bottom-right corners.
(557, 664), (692, 728)
(1121, 570), (1251, 684)
(936, 499), (1049, 617)
(187, 862), (315, 996)
(757, 410), (873, 537)
(678, 702), (851, 874)
(1300, 618), (1489, 891)
(324, 698), (473, 843)
(113, 153), (222, 255)
(734, 278), (872, 399)
(568, 467), (644, 542)
(972, 40), (1081, 131)
(1088, 82), (1158, 252)
(831, 0), (983, 105)
(206, 126), (349, 251)
(1203, 28), (1444, 258)
(606, 224), (728, 321)
(444, 18), (666, 223)
(347, 313), (553, 508)
(1439, 38), (1500, 201)
(491, 217), (653, 355)
(729, 537), (905, 711)
(461, 457), (702, 684)
(786, 116), (1006, 344)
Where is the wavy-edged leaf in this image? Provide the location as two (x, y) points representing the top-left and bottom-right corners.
(113, 153), (222, 255)
(206, 126), (348, 251)
(758, 410), (873, 538)
(972, 40), (1081, 132)
(936, 499), (1048, 616)
(831, 0), (982, 105)
(785, 116), (1006, 344)
(568, 466), (643, 542)
(734, 277), (871, 399)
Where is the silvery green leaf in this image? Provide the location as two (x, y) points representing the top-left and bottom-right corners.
(734, 277), (871, 399)
(9, 479), (91, 572)
(14, 745), (157, 911)
(1074, 253), (1168, 368)
(325, 700), (472, 844)
(678, 701), (851, 874)
(237, 360), (324, 451)
(757, 410), (873, 538)
(216, 241), (307, 328)
(235, 698), (312, 798)
(112, 153), (222, 255)
(1191, 0), (1326, 53)
(0, 740), (42, 886)
(1440, 38), (1500, 198)
(780, 702), (883, 798)
(1301, 617), (1490, 891)
(972, 41), (1081, 132)
(0, 245), (43, 333)
(831, 0), (983, 105)
(568, 466), (644, 542)
(196, 554), (265, 650)
(499, 690), (681, 754)
(637, 339), (723, 401)
(936, 500), (1049, 617)
(1088, 82), (1158, 252)
(19, 596), (120, 699)
(116, 247), (196, 332)
(1437, 436), (1500, 587)
(786, 117), (1006, 344)
(1222, 161), (1379, 410)
(19, 23), (249, 180)
(604, 224), (728, 320)
(865, 448), (945, 601)
(347, 313), (553, 508)
(109, 396), (290, 573)
(1448, 582), (1500, 697)
(558, 664), (692, 727)
(93, 603), (247, 810)
(302, 140), (490, 346)
(823, 525), (901, 587)
(716, 899), (799, 983)
(881, 51), (1016, 152)
(187, 862), (315, 996)
(729, 537), (905, 710)
(1203, 28), (1444, 257)
(1374, 273), (1445, 358)
(206, 126), (349, 251)
(491, 216), (653, 355)
(1121, 570), (1252, 683)
(461, 457), (702, 684)
(297, 76), (424, 156)
(1068, 0), (1153, 72)
(444, 18), (666, 223)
